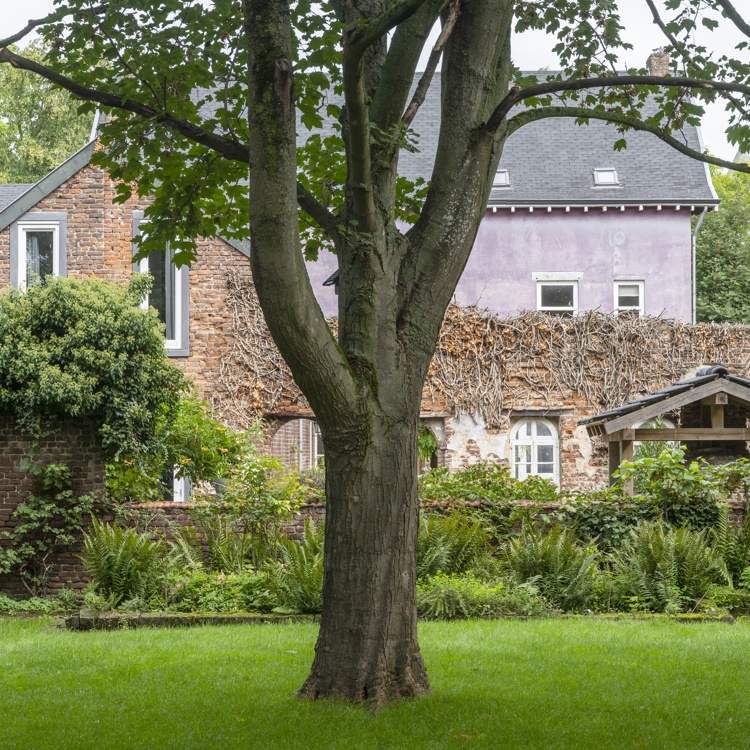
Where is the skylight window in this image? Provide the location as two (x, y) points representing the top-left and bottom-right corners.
(594, 168), (619, 186)
(493, 169), (510, 188)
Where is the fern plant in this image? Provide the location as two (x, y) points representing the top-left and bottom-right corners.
(710, 506), (750, 586)
(611, 520), (727, 612)
(417, 512), (489, 580)
(81, 518), (163, 606)
(503, 524), (599, 611)
(265, 520), (325, 614)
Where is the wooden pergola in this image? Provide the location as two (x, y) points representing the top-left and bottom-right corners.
(580, 366), (750, 492)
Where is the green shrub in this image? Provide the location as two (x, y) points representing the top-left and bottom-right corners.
(611, 521), (728, 613)
(710, 507), (750, 586)
(265, 521), (324, 614)
(81, 519), (164, 606)
(417, 512), (490, 580)
(168, 570), (275, 613)
(416, 573), (553, 619)
(503, 524), (599, 611)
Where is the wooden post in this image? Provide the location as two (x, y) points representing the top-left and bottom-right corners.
(621, 438), (634, 495)
(608, 441), (621, 487)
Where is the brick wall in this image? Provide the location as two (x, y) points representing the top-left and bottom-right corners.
(0, 413), (104, 596)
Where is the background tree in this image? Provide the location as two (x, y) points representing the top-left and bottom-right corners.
(3, 0), (750, 705)
(0, 40), (92, 183)
(696, 167), (750, 323)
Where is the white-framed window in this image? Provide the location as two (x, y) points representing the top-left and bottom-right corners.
(312, 421), (325, 466)
(511, 418), (559, 485)
(16, 221), (60, 289)
(594, 168), (619, 186)
(614, 281), (644, 316)
(537, 281), (578, 316)
(493, 169), (510, 188)
(136, 247), (184, 350)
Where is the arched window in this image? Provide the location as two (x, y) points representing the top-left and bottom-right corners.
(511, 418), (559, 485)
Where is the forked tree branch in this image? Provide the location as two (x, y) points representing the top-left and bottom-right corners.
(485, 74), (750, 133)
(401, 0), (461, 127)
(296, 182), (342, 245)
(347, 0), (433, 54)
(506, 105), (750, 174)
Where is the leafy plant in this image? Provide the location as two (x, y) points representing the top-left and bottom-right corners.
(80, 519), (164, 606)
(265, 521), (325, 614)
(710, 506), (750, 586)
(168, 570), (275, 613)
(0, 460), (96, 595)
(416, 573), (553, 620)
(418, 425), (438, 463)
(417, 512), (490, 580)
(611, 521), (728, 613)
(503, 524), (599, 611)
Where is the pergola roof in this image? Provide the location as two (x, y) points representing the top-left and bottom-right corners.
(580, 366), (750, 438)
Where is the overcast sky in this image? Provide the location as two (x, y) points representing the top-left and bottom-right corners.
(2, 0), (745, 160)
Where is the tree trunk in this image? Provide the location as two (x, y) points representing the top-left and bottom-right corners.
(299, 412), (430, 705)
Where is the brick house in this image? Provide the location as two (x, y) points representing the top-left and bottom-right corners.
(0, 64), (733, 496)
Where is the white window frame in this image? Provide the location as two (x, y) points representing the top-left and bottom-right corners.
(312, 421), (325, 466)
(16, 221), (61, 290)
(614, 280), (644, 316)
(593, 168), (619, 186)
(136, 251), (185, 350)
(510, 418), (560, 486)
(536, 280), (578, 316)
(493, 169), (510, 188)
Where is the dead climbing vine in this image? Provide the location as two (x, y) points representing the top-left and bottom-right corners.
(217, 273), (750, 429)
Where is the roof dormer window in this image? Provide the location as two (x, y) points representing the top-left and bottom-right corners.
(594, 168), (619, 186)
(493, 169), (510, 188)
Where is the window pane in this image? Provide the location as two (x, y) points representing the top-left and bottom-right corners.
(540, 285), (574, 309)
(148, 248), (176, 339)
(595, 169), (618, 185)
(535, 422), (552, 437)
(26, 231), (54, 284)
(618, 284), (640, 308)
(515, 445), (531, 463)
(537, 445), (554, 464)
(517, 422), (531, 439)
(537, 463), (554, 475)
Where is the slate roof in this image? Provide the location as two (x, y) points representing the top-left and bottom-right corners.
(302, 72), (717, 207)
(0, 184), (33, 212)
(579, 366), (750, 429)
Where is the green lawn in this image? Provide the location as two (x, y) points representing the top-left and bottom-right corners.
(2, 617), (749, 750)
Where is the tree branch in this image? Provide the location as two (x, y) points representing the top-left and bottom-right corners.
(505, 105), (750, 174)
(296, 182), (343, 245)
(644, 0), (750, 119)
(401, 0), (461, 127)
(715, 0), (750, 39)
(347, 0), (433, 55)
(485, 74), (750, 134)
(0, 47), (250, 163)
(0, 5), (109, 49)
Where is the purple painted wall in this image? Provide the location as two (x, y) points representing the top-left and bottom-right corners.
(308, 207), (693, 320)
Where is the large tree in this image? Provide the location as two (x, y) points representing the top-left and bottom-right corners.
(0, 39), (92, 183)
(697, 167), (750, 322)
(3, 0), (750, 705)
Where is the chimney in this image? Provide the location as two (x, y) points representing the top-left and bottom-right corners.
(646, 48), (670, 77)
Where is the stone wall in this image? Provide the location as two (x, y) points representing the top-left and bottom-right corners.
(0, 414), (105, 596)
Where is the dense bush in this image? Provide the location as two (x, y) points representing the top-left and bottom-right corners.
(168, 570), (276, 613)
(0, 275), (186, 457)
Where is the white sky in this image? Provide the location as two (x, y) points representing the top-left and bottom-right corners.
(2, 0), (745, 160)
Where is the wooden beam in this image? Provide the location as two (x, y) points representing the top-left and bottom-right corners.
(711, 404), (725, 429)
(631, 428), (750, 441)
(603, 380), (734, 434)
(621, 440), (634, 495)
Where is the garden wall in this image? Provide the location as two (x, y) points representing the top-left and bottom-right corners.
(0, 413), (105, 596)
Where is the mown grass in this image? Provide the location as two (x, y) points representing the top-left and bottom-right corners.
(2, 617), (750, 750)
